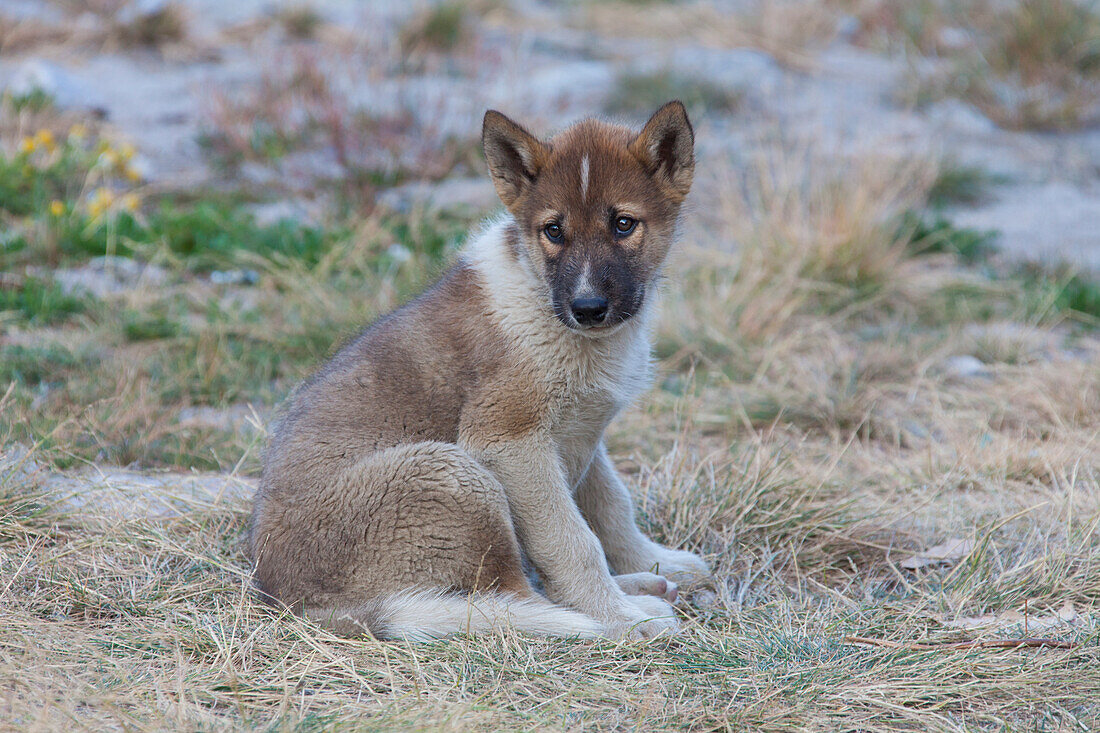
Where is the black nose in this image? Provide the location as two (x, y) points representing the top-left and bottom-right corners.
(570, 297), (609, 326)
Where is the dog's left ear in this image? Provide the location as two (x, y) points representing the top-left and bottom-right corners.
(629, 101), (695, 201)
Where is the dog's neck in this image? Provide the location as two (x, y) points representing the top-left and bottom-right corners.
(462, 216), (657, 401)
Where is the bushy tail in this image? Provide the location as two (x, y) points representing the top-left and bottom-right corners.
(308, 589), (604, 641)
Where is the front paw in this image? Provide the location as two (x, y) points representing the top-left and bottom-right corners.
(603, 596), (679, 640)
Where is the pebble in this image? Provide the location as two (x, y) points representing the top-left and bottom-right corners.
(940, 355), (990, 379)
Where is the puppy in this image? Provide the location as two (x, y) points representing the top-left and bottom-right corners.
(249, 101), (709, 640)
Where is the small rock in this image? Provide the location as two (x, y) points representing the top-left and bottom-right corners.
(246, 200), (315, 228)
(926, 99), (998, 136)
(939, 355), (989, 379)
(937, 26), (973, 52)
(834, 14), (860, 42)
(238, 161), (279, 187)
(209, 269), (259, 286)
(900, 538), (975, 570)
(386, 243), (413, 262)
(49, 256), (167, 298)
(901, 420), (929, 440)
(6, 59), (106, 113)
(117, 0), (173, 24)
(690, 588), (720, 610)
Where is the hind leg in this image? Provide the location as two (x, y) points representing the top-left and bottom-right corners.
(251, 441), (534, 627)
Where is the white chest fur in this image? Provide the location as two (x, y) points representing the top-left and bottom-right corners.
(465, 217), (656, 405)
(550, 324), (653, 489)
(465, 217), (657, 486)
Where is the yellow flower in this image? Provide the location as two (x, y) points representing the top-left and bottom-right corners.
(88, 187), (115, 218)
(34, 129), (56, 151)
(49, 200), (65, 217)
(68, 123), (88, 140)
(120, 193), (140, 212)
(19, 136), (35, 154)
(99, 149), (119, 168)
(124, 165), (142, 183)
(118, 143), (136, 161)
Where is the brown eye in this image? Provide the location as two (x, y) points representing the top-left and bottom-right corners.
(614, 216), (637, 236)
(544, 222), (564, 243)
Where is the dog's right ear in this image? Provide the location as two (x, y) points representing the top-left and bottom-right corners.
(482, 110), (550, 210)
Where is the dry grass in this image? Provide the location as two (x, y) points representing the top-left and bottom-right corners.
(111, 3), (188, 49)
(0, 217), (449, 471)
(395, 0), (508, 74)
(4, 435), (1095, 731)
(668, 150), (937, 344)
(853, 0), (1100, 129)
(398, 2), (471, 56)
(577, 0), (838, 69)
(0, 12), (82, 55)
(0, 1), (207, 60)
(2, 138), (1098, 729)
(200, 49), (481, 211)
(274, 5), (324, 41)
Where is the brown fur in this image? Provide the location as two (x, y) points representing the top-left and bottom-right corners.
(249, 102), (709, 640)
(252, 268), (536, 605)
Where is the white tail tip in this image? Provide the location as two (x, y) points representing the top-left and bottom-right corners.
(312, 589), (604, 641)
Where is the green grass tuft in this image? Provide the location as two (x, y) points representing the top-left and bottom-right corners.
(113, 3), (187, 47)
(143, 201), (338, 270)
(121, 309), (183, 342)
(927, 163), (1004, 207)
(0, 342), (92, 386)
(399, 2), (469, 54)
(902, 211), (999, 264)
(604, 69), (742, 118)
(0, 276), (94, 326)
(1019, 263), (1100, 322)
(2, 87), (55, 114)
(276, 5), (324, 40)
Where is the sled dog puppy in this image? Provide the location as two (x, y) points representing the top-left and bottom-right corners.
(249, 101), (710, 640)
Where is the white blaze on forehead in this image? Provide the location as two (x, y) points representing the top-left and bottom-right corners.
(580, 154), (590, 201)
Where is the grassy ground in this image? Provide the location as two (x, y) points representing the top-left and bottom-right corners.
(852, 0), (1100, 129)
(2, 85), (1100, 733)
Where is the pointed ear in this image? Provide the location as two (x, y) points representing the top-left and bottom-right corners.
(482, 110), (550, 209)
(629, 101), (695, 201)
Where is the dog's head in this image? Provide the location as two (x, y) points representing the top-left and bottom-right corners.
(482, 102), (694, 334)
